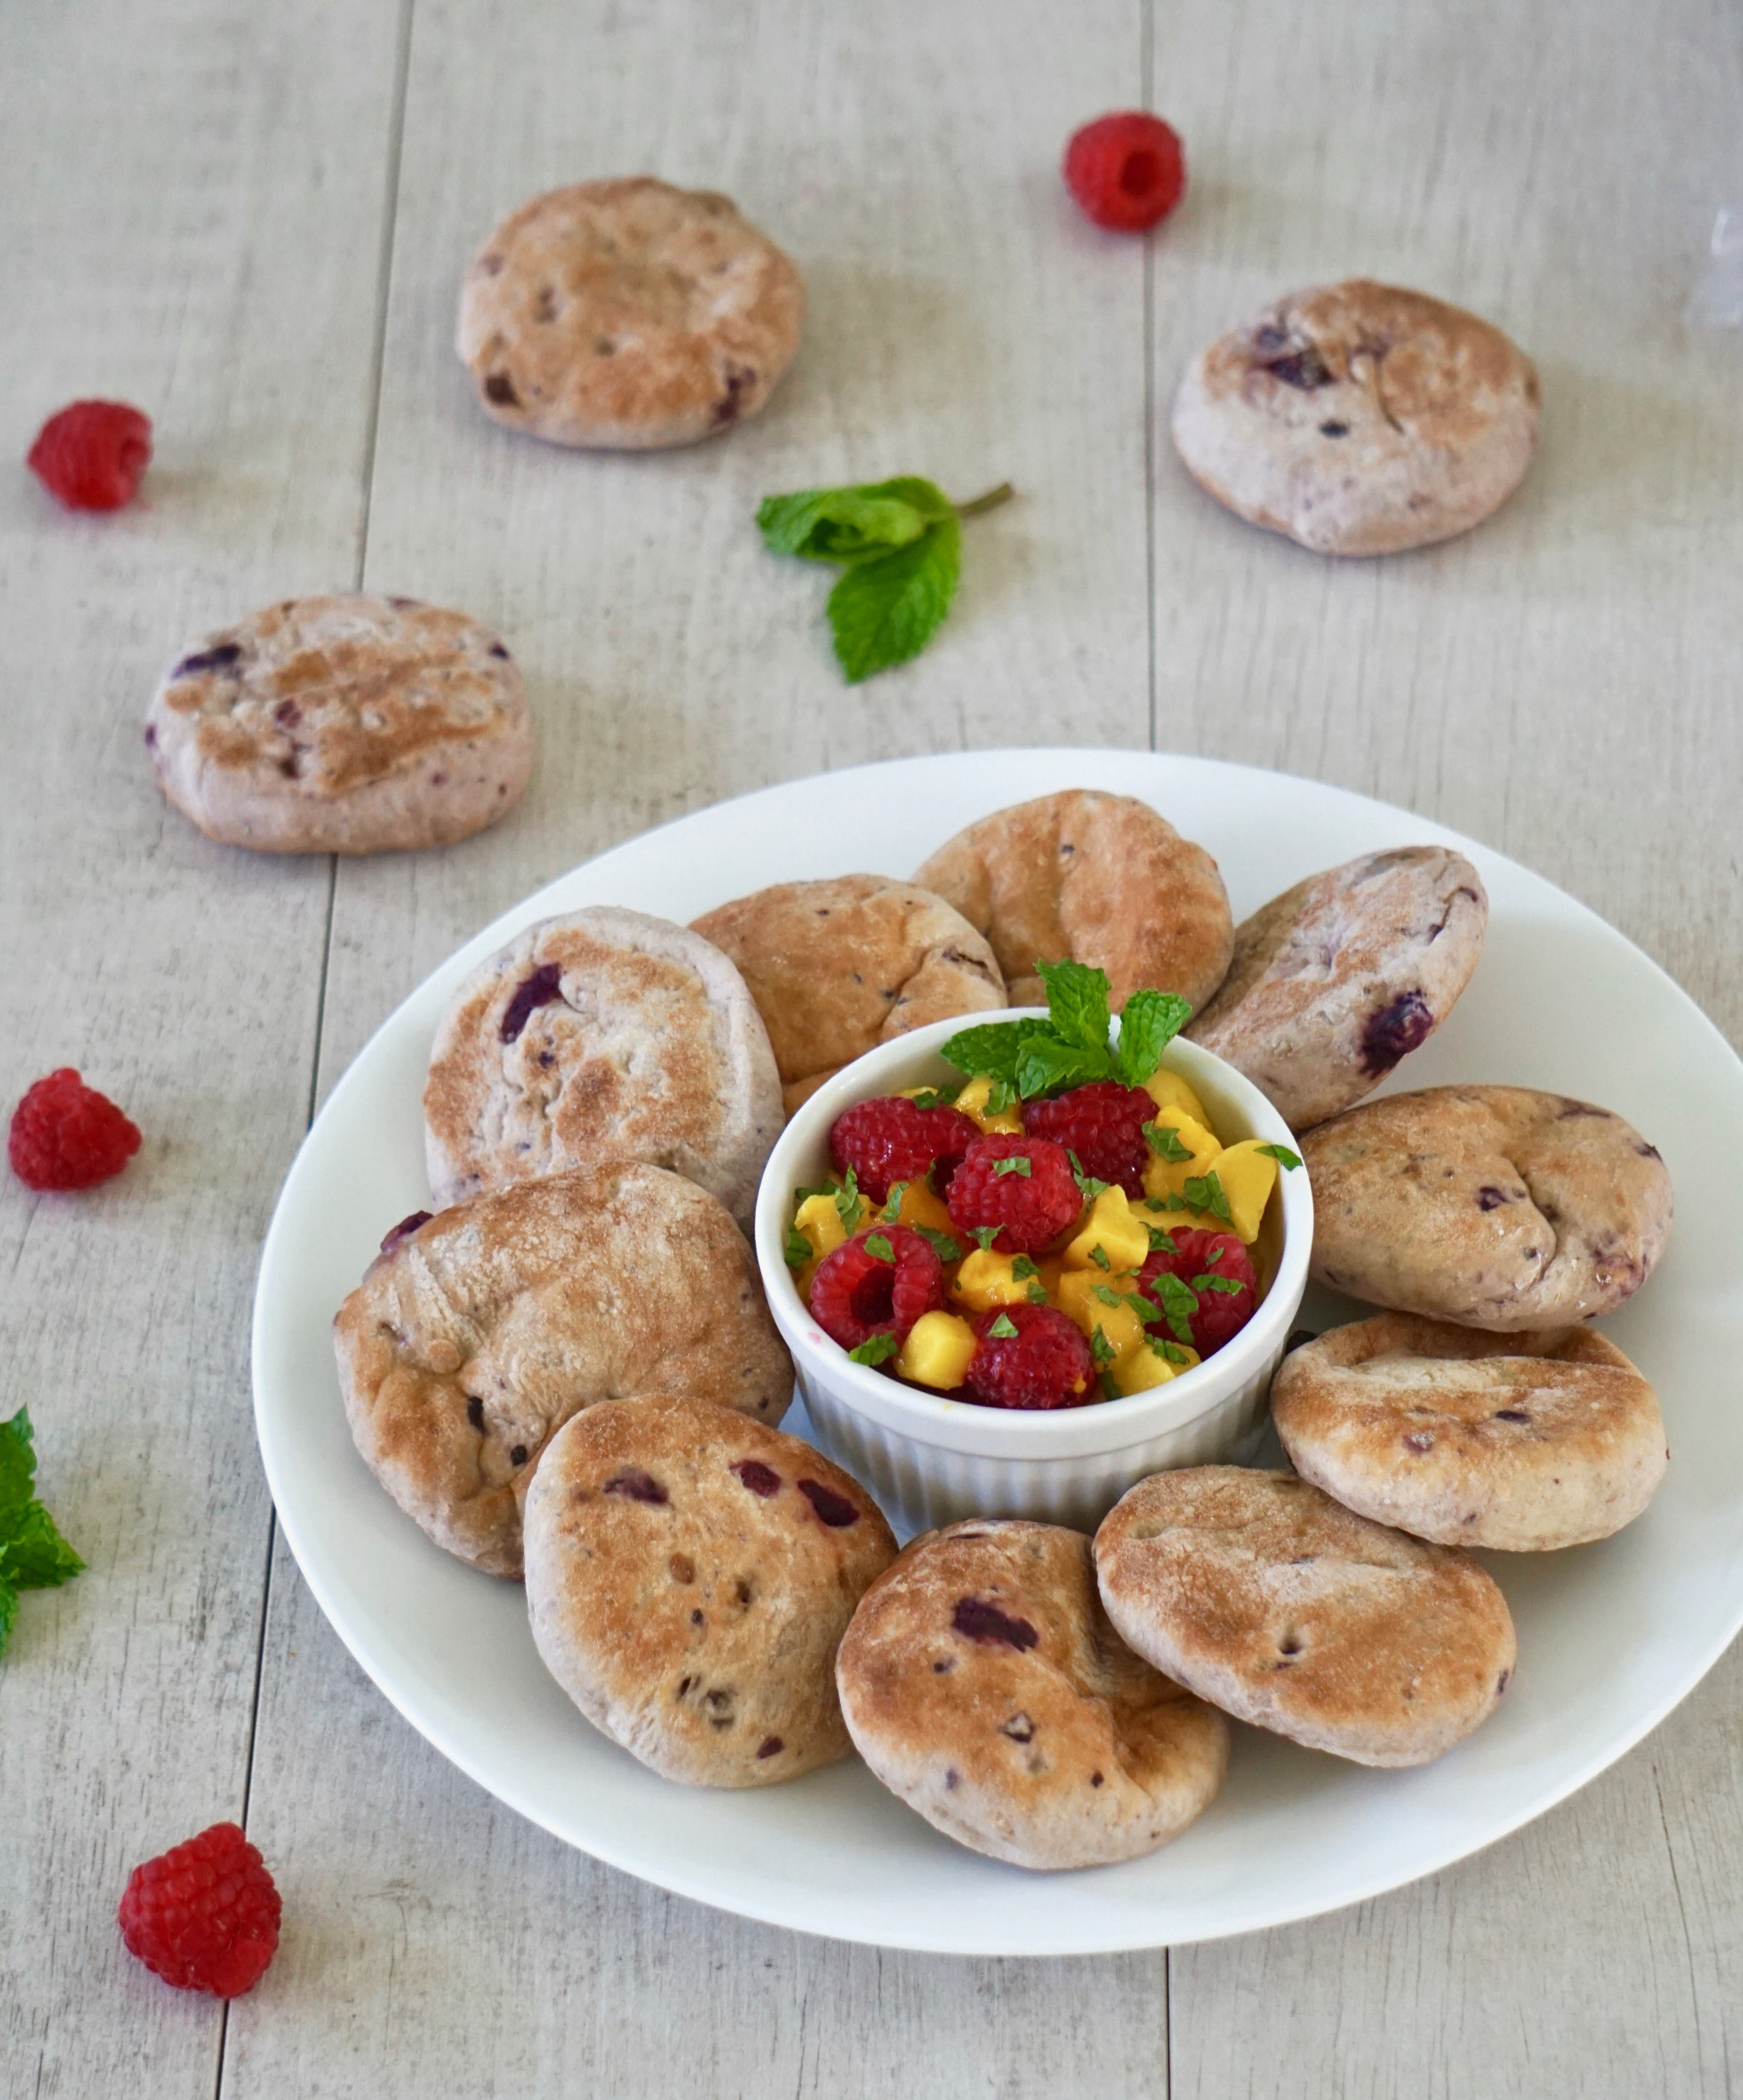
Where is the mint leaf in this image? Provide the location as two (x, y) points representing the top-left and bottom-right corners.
(984, 1078), (1017, 1116)
(784, 1225), (811, 1270)
(1088, 1243), (1111, 1271)
(970, 1225), (1002, 1253)
(1195, 1273), (1247, 1296)
(1010, 1256), (1040, 1281)
(0, 1410), (83, 1661)
(849, 1332), (901, 1366)
(1182, 1170), (1233, 1225)
(834, 1171), (866, 1233)
(1152, 1337), (1192, 1365)
(1256, 1143), (1303, 1169)
(987, 1312), (1019, 1339)
(757, 477), (951, 564)
(1146, 1225), (1178, 1253)
(1, 1504), (85, 1589)
(914, 1225), (963, 1263)
(1066, 1151), (1110, 1204)
(991, 1156), (1032, 1178)
(827, 516), (961, 683)
(1089, 1326), (1118, 1368)
(1144, 1121), (1192, 1163)
(1034, 960), (1112, 1053)
(1099, 1370), (1121, 1401)
(1091, 1283), (1124, 1308)
(1114, 990), (1194, 1087)
(1149, 1273), (1200, 1345)
(864, 1232), (895, 1263)
(1026, 1281), (1049, 1304)
(938, 1019), (1043, 1083)
(881, 1181), (907, 1224)
(1014, 1034), (1112, 1099)
(910, 1084), (960, 1110)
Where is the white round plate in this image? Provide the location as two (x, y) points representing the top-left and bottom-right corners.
(253, 750), (1743, 1954)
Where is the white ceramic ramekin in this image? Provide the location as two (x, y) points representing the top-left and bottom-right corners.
(753, 1013), (1312, 1536)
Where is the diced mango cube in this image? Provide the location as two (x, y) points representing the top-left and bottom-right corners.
(1141, 1113), (1223, 1203)
(1113, 1337), (1203, 1395)
(1207, 1138), (1280, 1244)
(1062, 1186), (1152, 1274)
(953, 1074), (1025, 1134)
(868, 1178), (956, 1237)
(951, 1248), (1031, 1313)
(897, 1310), (978, 1390)
(1143, 1066), (1211, 1130)
(1054, 1270), (1147, 1366)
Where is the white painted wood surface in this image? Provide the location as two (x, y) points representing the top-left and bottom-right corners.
(2, 0), (1740, 2094)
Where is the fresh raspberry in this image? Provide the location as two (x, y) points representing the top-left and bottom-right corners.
(809, 1226), (944, 1354)
(963, 1303), (1096, 1411)
(829, 1096), (980, 1203)
(945, 1134), (1081, 1255)
(1063, 111), (1187, 232)
(117, 1821), (282, 1999)
(27, 401), (153, 511)
(1024, 1081), (1156, 1197)
(1138, 1227), (1259, 1358)
(8, 1068), (141, 1190)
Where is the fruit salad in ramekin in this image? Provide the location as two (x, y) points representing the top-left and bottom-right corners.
(781, 963), (1300, 1411)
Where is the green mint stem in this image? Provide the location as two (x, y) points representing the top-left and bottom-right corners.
(952, 482), (1014, 519)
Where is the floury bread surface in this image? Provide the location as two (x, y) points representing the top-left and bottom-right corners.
(146, 595), (533, 853)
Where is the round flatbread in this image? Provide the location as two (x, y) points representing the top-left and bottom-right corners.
(837, 1518), (1227, 1869)
(1272, 1315), (1667, 1550)
(457, 177), (804, 448)
(912, 790), (1233, 1011)
(1094, 1467), (1516, 1766)
(1301, 1085), (1673, 1330)
(690, 875), (1007, 1115)
(1171, 281), (1540, 556)
(524, 1395), (895, 1787)
(332, 1164), (792, 1578)
(423, 906), (782, 1228)
(146, 595), (533, 853)
(1186, 847), (1488, 1130)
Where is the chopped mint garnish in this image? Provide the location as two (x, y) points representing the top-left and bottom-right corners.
(1182, 1170), (1233, 1224)
(984, 1078), (1017, 1116)
(1143, 1121), (1192, 1163)
(0, 1409), (84, 1661)
(880, 1181), (907, 1224)
(833, 1170), (866, 1232)
(970, 1225), (1002, 1253)
(986, 1312), (1020, 1339)
(910, 1083), (961, 1110)
(1088, 1243), (1112, 1271)
(848, 1332), (901, 1366)
(1026, 1281), (1049, 1304)
(1066, 1150), (1109, 1203)
(1099, 1370), (1122, 1401)
(914, 1226), (963, 1263)
(1010, 1255), (1040, 1281)
(991, 1155), (1032, 1178)
(1146, 1225), (1178, 1253)
(863, 1232), (895, 1264)
(784, 1225), (812, 1270)
(1149, 1272), (1200, 1345)
(1089, 1326), (1118, 1368)
(1152, 1338), (1192, 1366)
(1091, 1283), (1124, 1308)
(1255, 1143), (1303, 1169)
(1194, 1273), (1247, 1295)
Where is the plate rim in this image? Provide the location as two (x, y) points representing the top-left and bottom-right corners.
(253, 745), (1743, 1954)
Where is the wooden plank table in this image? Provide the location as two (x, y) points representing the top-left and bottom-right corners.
(3, 1), (1740, 2092)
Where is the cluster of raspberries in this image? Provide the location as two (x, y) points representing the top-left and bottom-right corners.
(813, 1087), (1256, 1409)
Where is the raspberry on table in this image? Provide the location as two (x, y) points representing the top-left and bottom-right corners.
(963, 1302), (1096, 1410)
(27, 400), (153, 511)
(829, 1096), (981, 1204)
(945, 1134), (1082, 1255)
(8, 1068), (141, 1190)
(1139, 1227), (1259, 1357)
(1024, 1081), (1156, 1198)
(809, 1225), (945, 1354)
(117, 1821), (282, 1999)
(1063, 111), (1187, 233)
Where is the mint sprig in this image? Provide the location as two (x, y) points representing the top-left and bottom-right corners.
(849, 1332), (901, 1367)
(939, 957), (1192, 1102)
(0, 1409), (84, 1660)
(756, 477), (1013, 684)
